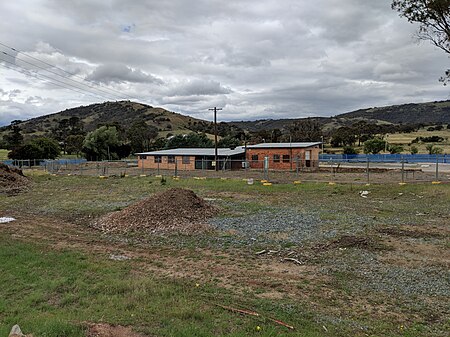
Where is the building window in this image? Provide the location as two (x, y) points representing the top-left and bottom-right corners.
(273, 154), (280, 163)
(168, 155), (175, 164)
(251, 154), (259, 162)
(182, 156), (190, 164)
(154, 156), (161, 163)
(140, 155), (147, 160)
(282, 154), (290, 163)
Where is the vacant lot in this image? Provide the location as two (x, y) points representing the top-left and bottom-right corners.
(0, 173), (449, 337)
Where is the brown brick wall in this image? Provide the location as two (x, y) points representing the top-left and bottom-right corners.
(246, 146), (320, 170)
(138, 155), (196, 171)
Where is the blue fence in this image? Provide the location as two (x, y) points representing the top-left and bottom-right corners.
(320, 154), (449, 163)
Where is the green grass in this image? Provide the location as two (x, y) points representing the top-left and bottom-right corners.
(0, 149), (9, 160)
(1, 174), (448, 336)
(0, 235), (327, 337)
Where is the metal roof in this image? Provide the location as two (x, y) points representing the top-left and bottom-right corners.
(136, 147), (245, 157)
(247, 142), (322, 149)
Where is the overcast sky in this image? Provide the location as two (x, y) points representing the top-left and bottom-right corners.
(0, 0), (449, 125)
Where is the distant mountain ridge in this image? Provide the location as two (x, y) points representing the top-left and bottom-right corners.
(1, 99), (449, 139)
(229, 100), (450, 132)
(337, 100), (450, 124)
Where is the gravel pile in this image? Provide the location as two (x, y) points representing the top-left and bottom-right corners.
(95, 188), (217, 234)
(0, 163), (30, 194)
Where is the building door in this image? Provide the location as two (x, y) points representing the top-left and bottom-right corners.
(305, 150), (311, 167)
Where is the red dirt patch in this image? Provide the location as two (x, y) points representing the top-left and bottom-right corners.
(87, 323), (149, 337)
(95, 188), (217, 234)
(0, 163), (30, 194)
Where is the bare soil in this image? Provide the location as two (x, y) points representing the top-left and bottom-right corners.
(315, 235), (386, 251)
(0, 163), (30, 195)
(94, 188), (218, 234)
(86, 323), (149, 337)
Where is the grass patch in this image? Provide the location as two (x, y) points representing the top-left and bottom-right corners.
(0, 235), (327, 337)
(0, 148), (10, 160)
(1, 174), (448, 336)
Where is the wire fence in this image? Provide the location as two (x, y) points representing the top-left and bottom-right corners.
(3, 156), (449, 185)
(320, 154), (450, 163)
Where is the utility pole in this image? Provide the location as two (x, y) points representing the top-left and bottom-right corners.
(209, 107), (222, 171)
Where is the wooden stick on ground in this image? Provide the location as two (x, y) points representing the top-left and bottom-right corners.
(216, 304), (260, 317)
(216, 304), (295, 330)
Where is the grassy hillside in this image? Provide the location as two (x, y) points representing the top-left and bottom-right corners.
(230, 100), (450, 132)
(338, 100), (450, 124)
(0, 101), (213, 140)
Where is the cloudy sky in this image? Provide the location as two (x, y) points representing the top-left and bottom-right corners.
(0, 0), (449, 125)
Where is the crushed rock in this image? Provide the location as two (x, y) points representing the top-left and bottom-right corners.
(316, 235), (385, 251)
(95, 188), (217, 235)
(0, 163), (30, 194)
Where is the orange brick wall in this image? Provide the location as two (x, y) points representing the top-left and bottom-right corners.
(246, 146), (320, 170)
(138, 155), (196, 170)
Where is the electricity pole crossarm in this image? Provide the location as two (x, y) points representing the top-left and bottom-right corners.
(209, 107), (222, 171)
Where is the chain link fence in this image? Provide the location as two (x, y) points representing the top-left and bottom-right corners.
(2, 156), (449, 184)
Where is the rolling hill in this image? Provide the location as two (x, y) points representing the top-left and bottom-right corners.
(1, 99), (449, 141)
(229, 100), (450, 132)
(337, 100), (450, 124)
(0, 101), (215, 139)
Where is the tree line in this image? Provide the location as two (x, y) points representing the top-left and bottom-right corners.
(3, 114), (446, 161)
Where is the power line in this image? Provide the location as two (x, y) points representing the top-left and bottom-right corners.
(0, 56), (113, 101)
(1, 49), (122, 101)
(0, 41), (140, 101)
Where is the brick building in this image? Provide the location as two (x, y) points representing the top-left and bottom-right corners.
(137, 147), (245, 171)
(246, 142), (321, 170)
(137, 142), (321, 171)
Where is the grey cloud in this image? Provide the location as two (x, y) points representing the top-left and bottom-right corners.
(165, 80), (231, 97)
(86, 64), (163, 85)
(0, 0), (449, 125)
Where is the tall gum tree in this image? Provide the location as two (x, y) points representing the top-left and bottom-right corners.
(392, 0), (450, 83)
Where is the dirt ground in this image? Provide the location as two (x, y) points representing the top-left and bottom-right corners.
(86, 323), (150, 337)
(35, 162), (450, 184)
(1, 175), (449, 336)
(2, 209), (448, 334)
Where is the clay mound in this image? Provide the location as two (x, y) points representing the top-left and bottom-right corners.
(0, 163), (30, 194)
(96, 188), (217, 234)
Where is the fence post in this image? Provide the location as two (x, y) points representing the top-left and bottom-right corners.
(263, 156), (269, 181)
(435, 155), (439, 181)
(296, 156), (299, 177)
(401, 160), (405, 183)
(366, 157), (370, 184)
(174, 159), (178, 177)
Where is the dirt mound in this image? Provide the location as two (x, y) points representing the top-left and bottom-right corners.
(0, 163), (30, 194)
(96, 188), (217, 234)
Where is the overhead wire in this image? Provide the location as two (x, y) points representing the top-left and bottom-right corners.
(0, 41), (141, 102)
(0, 50), (122, 101)
(0, 56), (114, 101)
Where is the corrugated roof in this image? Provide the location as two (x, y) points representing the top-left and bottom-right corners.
(136, 147), (245, 157)
(247, 142), (322, 149)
